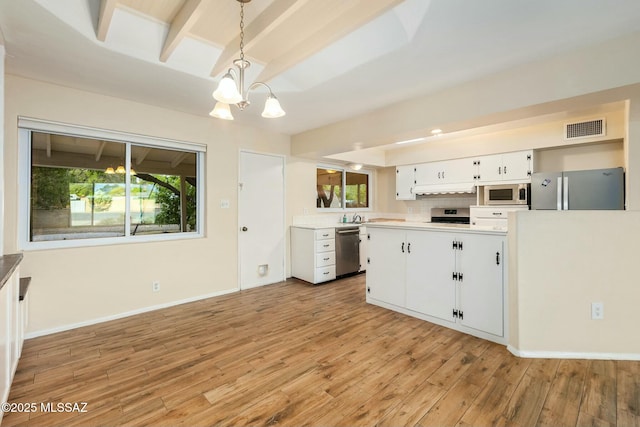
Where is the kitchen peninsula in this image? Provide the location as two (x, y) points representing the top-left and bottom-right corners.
(365, 221), (508, 344)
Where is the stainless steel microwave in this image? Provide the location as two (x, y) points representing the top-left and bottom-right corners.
(483, 183), (530, 205)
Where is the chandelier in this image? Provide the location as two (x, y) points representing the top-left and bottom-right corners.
(209, 0), (285, 120)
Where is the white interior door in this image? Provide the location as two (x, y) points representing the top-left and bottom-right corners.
(239, 151), (285, 289)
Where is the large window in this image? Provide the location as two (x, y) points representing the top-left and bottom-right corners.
(19, 119), (205, 248)
(317, 166), (370, 210)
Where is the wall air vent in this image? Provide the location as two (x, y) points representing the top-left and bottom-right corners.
(564, 118), (606, 140)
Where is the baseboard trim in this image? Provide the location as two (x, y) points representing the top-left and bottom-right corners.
(507, 345), (640, 361)
(25, 288), (239, 339)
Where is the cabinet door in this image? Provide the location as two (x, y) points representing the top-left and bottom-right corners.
(405, 230), (456, 323)
(476, 154), (503, 183)
(395, 166), (416, 200)
(366, 228), (406, 307)
(457, 234), (505, 336)
(501, 150), (532, 182)
(443, 158), (477, 184)
(359, 228), (367, 272)
(414, 162), (440, 185)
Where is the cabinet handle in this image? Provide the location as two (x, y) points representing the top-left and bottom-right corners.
(442, 171), (445, 179)
(503, 166), (507, 174)
(498, 167), (502, 175)
(407, 242), (411, 253)
(323, 257), (330, 261)
(401, 242), (405, 253)
(323, 271), (330, 275)
(496, 252), (500, 265)
(323, 244), (330, 247)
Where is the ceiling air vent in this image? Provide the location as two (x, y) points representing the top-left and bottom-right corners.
(564, 118), (605, 140)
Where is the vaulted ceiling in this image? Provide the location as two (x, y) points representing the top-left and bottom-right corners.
(2, 0), (640, 136)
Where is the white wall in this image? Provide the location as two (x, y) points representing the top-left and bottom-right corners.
(4, 75), (295, 336)
(508, 211), (640, 358)
(0, 43), (4, 257)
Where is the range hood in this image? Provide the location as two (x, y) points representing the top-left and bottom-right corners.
(413, 182), (477, 195)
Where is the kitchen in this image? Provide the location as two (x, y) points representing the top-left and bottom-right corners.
(296, 105), (633, 358)
(1, 0), (640, 425)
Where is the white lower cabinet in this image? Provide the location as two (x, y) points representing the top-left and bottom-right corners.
(456, 234), (505, 337)
(366, 226), (506, 343)
(405, 230), (456, 323)
(358, 226), (367, 272)
(291, 227), (336, 284)
(365, 227), (406, 306)
(0, 259), (25, 421)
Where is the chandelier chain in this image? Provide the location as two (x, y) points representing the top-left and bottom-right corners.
(239, 2), (245, 62)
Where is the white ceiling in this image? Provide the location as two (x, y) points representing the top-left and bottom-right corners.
(2, 0), (640, 137)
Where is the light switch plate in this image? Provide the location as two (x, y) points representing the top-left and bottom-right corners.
(591, 302), (604, 320)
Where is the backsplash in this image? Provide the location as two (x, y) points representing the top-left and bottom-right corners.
(293, 194), (477, 226)
(406, 194), (477, 220)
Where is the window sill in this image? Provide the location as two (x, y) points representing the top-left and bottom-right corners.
(19, 231), (204, 252)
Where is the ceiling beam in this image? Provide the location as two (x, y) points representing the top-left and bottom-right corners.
(97, 0), (118, 42)
(135, 147), (152, 165)
(159, 0), (207, 63)
(95, 141), (106, 161)
(32, 150), (196, 176)
(210, 0), (311, 77)
(255, 0), (402, 83)
(171, 152), (189, 168)
(45, 134), (51, 158)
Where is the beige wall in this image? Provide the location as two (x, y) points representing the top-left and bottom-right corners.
(4, 75), (297, 336)
(509, 211), (640, 357)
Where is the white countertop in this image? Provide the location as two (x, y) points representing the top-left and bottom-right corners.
(364, 221), (507, 235)
(292, 223), (366, 230)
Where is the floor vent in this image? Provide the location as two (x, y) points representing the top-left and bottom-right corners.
(564, 118), (605, 140)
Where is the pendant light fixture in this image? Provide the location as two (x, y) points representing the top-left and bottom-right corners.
(209, 0), (285, 120)
(104, 143), (135, 175)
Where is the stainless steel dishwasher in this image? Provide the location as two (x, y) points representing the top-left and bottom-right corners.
(335, 227), (360, 277)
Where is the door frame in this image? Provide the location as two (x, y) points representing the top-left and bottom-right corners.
(237, 149), (286, 290)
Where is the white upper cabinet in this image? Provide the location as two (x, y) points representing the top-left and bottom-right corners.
(475, 150), (533, 184)
(395, 150), (534, 198)
(395, 165), (416, 200)
(415, 158), (476, 186)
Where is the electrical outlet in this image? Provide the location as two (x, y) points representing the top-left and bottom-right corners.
(591, 302), (604, 320)
(152, 281), (160, 292)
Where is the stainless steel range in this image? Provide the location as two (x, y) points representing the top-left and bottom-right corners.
(429, 207), (470, 225)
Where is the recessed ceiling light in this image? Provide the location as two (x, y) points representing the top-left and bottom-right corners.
(431, 128), (443, 135)
(394, 137), (426, 145)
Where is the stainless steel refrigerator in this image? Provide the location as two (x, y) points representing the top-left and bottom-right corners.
(531, 167), (624, 210)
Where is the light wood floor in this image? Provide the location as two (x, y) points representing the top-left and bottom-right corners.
(3, 275), (639, 426)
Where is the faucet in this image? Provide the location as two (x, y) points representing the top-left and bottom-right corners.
(352, 213), (362, 223)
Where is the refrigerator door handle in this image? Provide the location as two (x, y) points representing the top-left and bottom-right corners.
(557, 177), (563, 210)
(563, 176), (569, 210)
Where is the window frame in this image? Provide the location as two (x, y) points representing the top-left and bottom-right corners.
(316, 164), (372, 212)
(18, 117), (206, 250)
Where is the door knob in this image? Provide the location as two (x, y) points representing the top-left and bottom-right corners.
(241, 226), (248, 232)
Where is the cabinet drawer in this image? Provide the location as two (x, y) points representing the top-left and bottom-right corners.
(314, 228), (334, 240)
(314, 265), (336, 283)
(316, 252), (335, 267)
(315, 239), (335, 253)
